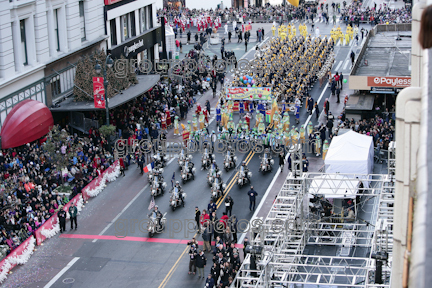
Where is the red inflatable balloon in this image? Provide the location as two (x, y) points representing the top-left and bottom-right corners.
(1, 99), (54, 149)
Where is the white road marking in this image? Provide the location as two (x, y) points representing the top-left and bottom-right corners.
(44, 257), (80, 288)
(334, 60), (343, 71)
(343, 59), (350, 70)
(336, 39), (341, 46)
(92, 184), (149, 243)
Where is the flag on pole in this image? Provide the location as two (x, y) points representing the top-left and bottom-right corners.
(143, 162), (155, 173)
(148, 196), (155, 211)
(171, 172), (175, 187)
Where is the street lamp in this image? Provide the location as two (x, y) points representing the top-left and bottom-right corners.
(95, 54), (113, 126)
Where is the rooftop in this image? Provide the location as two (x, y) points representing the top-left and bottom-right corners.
(354, 31), (412, 77)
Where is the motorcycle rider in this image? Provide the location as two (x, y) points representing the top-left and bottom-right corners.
(211, 160), (219, 172)
(174, 181), (185, 205)
(149, 205), (163, 229)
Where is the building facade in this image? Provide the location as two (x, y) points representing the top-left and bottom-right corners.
(105, 0), (161, 65)
(0, 0), (106, 130)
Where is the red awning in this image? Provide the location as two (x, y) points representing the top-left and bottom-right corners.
(1, 99), (54, 149)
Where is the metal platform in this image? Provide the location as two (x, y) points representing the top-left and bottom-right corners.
(232, 172), (395, 288)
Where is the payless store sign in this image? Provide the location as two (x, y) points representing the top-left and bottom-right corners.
(367, 76), (411, 88)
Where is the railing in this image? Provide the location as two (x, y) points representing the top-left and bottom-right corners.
(0, 78), (46, 133)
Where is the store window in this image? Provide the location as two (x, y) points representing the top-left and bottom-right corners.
(122, 14), (129, 41)
(148, 5), (153, 29)
(54, 9), (60, 51)
(130, 12), (136, 37)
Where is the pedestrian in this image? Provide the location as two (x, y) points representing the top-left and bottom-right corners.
(195, 206), (201, 232)
(137, 153), (144, 174)
(224, 196), (234, 217)
(336, 86), (341, 103)
(119, 157), (125, 176)
(314, 101), (320, 119)
(230, 215), (238, 243)
(243, 237), (249, 257)
(350, 50), (355, 66)
(208, 199), (216, 214)
(188, 244), (197, 275)
(202, 223), (212, 252)
(69, 202), (78, 230)
(326, 117), (334, 138)
(58, 208), (66, 233)
(339, 72), (344, 89)
(279, 152), (285, 172)
(247, 186), (258, 211)
(245, 39), (248, 52)
(196, 250), (207, 279)
(205, 273), (215, 288)
(228, 31), (232, 42)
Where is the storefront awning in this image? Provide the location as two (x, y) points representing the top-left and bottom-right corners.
(50, 74), (160, 112)
(1, 99), (54, 149)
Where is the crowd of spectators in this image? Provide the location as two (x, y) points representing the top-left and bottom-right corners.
(0, 125), (114, 258)
(336, 110), (395, 150)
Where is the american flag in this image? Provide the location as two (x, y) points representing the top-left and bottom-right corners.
(148, 196), (155, 211)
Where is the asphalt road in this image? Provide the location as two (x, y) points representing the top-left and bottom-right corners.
(3, 10), (373, 288)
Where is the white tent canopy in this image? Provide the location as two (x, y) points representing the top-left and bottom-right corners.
(325, 131), (374, 176)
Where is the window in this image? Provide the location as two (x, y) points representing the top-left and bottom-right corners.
(79, 1), (86, 41)
(54, 9), (60, 51)
(110, 19), (117, 46)
(140, 8), (147, 33)
(130, 12), (136, 37)
(148, 5), (153, 29)
(122, 15), (129, 41)
(20, 19), (28, 66)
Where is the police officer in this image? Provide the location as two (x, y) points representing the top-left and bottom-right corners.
(58, 208), (66, 233)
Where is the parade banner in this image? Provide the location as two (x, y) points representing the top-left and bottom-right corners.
(93, 77), (106, 109)
(226, 87), (272, 101)
(245, 24), (252, 31)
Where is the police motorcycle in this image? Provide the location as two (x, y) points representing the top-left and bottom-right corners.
(170, 182), (186, 211)
(152, 147), (167, 168)
(181, 159), (196, 184)
(178, 148), (191, 170)
(237, 161), (253, 187)
(259, 148), (274, 173)
(151, 172), (167, 197)
(201, 146), (214, 170)
(207, 160), (222, 187)
(211, 175), (226, 203)
(147, 206), (167, 237)
(148, 166), (165, 186)
(223, 147), (237, 172)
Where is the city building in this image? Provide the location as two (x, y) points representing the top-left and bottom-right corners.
(0, 0), (106, 130)
(348, 24), (412, 121)
(105, 0), (162, 64)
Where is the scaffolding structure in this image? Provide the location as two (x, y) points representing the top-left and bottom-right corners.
(232, 172), (395, 288)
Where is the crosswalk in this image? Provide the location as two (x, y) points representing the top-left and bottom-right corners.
(332, 59), (352, 72)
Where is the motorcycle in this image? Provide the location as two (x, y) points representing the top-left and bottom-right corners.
(147, 212), (167, 237)
(201, 148), (214, 170)
(223, 150), (237, 172)
(181, 160), (196, 184)
(151, 175), (167, 197)
(259, 149), (274, 173)
(178, 149), (191, 170)
(211, 177), (226, 203)
(152, 151), (167, 168)
(170, 186), (186, 211)
(148, 167), (164, 186)
(207, 163), (221, 187)
(237, 165), (253, 187)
